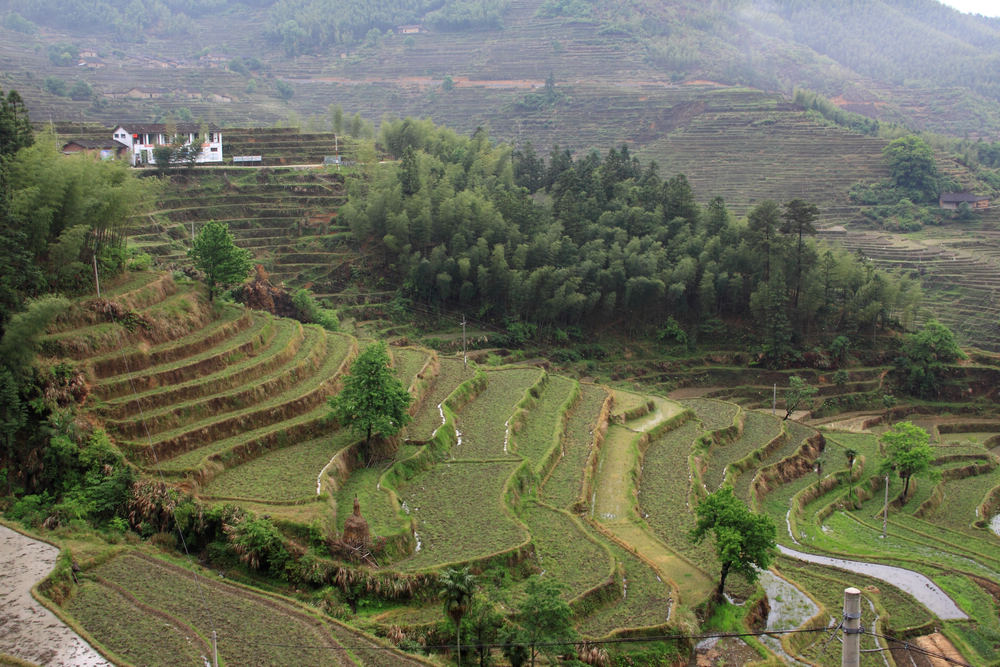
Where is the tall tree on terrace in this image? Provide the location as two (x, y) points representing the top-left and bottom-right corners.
(188, 220), (253, 302)
(439, 567), (475, 664)
(879, 421), (936, 499)
(689, 485), (777, 602)
(746, 200), (782, 283)
(327, 341), (411, 465)
(780, 198), (819, 309)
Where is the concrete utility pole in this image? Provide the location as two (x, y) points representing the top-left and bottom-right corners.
(461, 316), (467, 367)
(772, 383), (777, 415)
(842, 587), (862, 667)
(92, 254), (101, 298)
(212, 630), (218, 667)
(882, 473), (889, 538)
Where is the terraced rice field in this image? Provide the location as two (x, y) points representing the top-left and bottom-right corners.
(69, 551), (424, 666)
(522, 502), (611, 600)
(512, 375), (577, 466)
(405, 357), (476, 441)
(454, 367), (544, 460)
(202, 433), (356, 503)
(541, 382), (608, 509)
(395, 460), (527, 571)
(702, 411), (783, 492)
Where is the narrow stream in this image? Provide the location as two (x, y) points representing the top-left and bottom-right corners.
(778, 544), (968, 620)
(991, 513), (999, 537)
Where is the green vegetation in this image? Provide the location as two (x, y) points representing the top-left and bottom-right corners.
(328, 340), (412, 461)
(690, 485), (777, 602)
(188, 220), (253, 301)
(344, 117), (919, 362)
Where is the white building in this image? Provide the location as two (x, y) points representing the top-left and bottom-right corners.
(112, 123), (223, 166)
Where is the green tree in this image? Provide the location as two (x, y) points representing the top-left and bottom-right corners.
(747, 200), (782, 283)
(462, 596), (503, 667)
(327, 341), (411, 462)
(883, 136), (939, 202)
(188, 220), (253, 302)
(894, 320), (964, 398)
(844, 447), (858, 503)
(783, 375), (817, 420)
(440, 567), (475, 664)
(780, 199), (818, 309)
(689, 486), (777, 602)
(879, 421), (936, 499)
(515, 576), (575, 667)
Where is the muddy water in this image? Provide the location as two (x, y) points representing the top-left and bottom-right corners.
(778, 544), (968, 620)
(758, 569), (818, 666)
(0, 524), (111, 666)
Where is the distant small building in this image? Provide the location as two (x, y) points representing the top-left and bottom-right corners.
(939, 192), (989, 210)
(397, 24), (424, 34)
(62, 139), (129, 160)
(112, 123), (223, 166)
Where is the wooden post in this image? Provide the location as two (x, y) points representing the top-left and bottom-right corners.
(842, 587), (861, 667)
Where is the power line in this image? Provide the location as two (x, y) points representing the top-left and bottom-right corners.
(100, 277), (220, 661)
(870, 632), (973, 667)
(236, 626), (830, 653)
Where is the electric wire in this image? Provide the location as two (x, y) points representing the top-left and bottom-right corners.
(101, 277), (220, 640)
(236, 626), (831, 652)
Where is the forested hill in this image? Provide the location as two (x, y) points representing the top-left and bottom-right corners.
(3, 0), (1000, 139)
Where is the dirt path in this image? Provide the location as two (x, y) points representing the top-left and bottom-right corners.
(0, 524), (111, 667)
(592, 425), (715, 604)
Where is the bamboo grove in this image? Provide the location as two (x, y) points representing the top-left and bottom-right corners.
(343, 117), (920, 363)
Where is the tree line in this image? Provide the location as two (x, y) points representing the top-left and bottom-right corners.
(1, 88), (152, 507)
(343, 117), (920, 364)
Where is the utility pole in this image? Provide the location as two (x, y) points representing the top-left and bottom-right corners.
(461, 315), (467, 368)
(212, 630), (218, 667)
(882, 473), (889, 538)
(92, 254), (101, 298)
(842, 587), (862, 667)
(772, 383), (776, 416)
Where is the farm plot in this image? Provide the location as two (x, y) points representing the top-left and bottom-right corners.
(77, 551), (424, 666)
(97, 312), (305, 415)
(574, 536), (674, 638)
(395, 461), (527, 571)
(392, 346), (432, 389)
(522, 502), (612, 601)
(454, 367), (544, 460)
(335, 467), (401, 538)
(542, 382), (609, 509)
(512, 375), (577, 466)
(775, 557), (931, 666)
(639, 420), (717, 569)
(143, 328), (352, 469)
(405, 357), (475, 442)
(65, 580), (207, 666)
(680, 398), (739, 431)
(201, 432), (357, 503)
(593, 423), (716, 604)
(912, 468), (1000, 532)
(701, 411), (782, 492)
(734, 420), (815, 501)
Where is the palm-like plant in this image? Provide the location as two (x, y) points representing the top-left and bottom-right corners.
(844, 448), (858, 503)
(439, 567), (475, 664)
